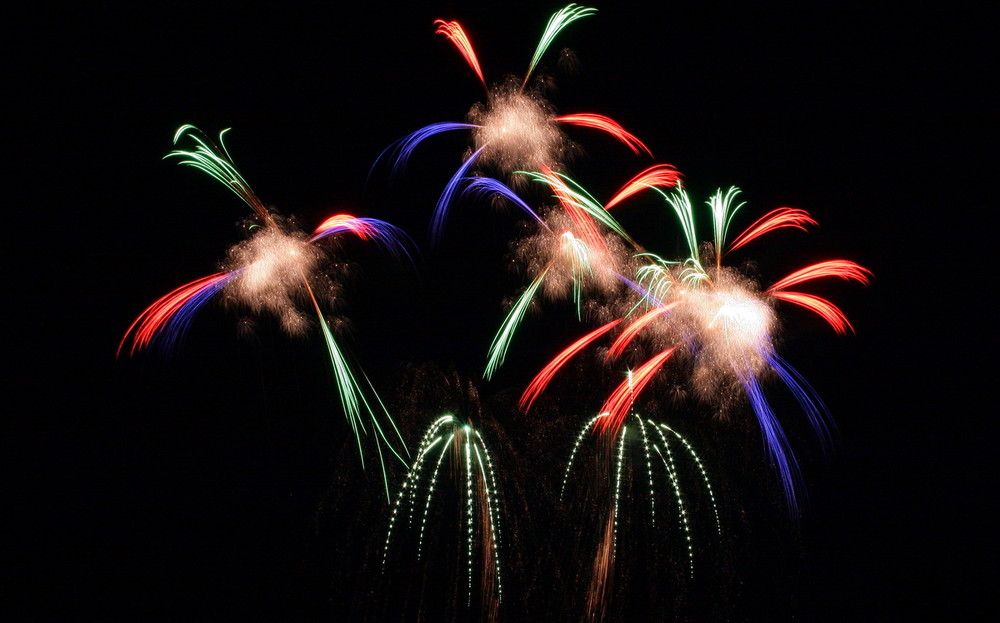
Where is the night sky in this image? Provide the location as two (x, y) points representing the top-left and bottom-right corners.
(9, 2), (993, 621)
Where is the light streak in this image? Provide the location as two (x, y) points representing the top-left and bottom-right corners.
(524, 4), (598, 88)
(604, 164), (682, 210)
(117, 271), (238, 357)
(383, 414), (504, 613)
(595, 349), (677, 435)
(654, 422), (722, 536)
(606, 303), (678, 360)
(484, 268), (551, 381)
(165, 125), (270, 223)
(726, 206), (817, 255)
(768, 259), (872, 291)
(767, 260), (872, 334)
(434, 19), (485, 87)
(709, 187), (746, 269)
(553, 113), (652, 156)
(462, 176), (549, 227)
(518, 319), (621, 411)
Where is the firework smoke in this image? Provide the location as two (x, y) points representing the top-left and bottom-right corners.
(469, 80), (568, 174)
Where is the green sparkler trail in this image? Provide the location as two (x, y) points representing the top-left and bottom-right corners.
(485, 267), (550, 380)
(383, 415), (504, 610)
(524, 4), (598, 89)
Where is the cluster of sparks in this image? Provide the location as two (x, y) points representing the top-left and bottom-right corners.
(380, 3), (650, 239)
(120, 4), (872, 620)
(382, 414), (503, 615)
(564, 407), (721, 616)
(118, 125), (412, 498)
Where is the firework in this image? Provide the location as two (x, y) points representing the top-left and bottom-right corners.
(519, 182), (870, 512)
(383, 413), (504, 619)
(564, 410), (721, 571)
(561, 405), (721, 621)
(480, 167), (680, 380)
(379, 4), (652, 239)
(118, 125), (413, 497)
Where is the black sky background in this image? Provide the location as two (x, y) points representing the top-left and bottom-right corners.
(8, 1), (994, 621)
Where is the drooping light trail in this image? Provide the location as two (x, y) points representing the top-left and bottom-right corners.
(564, 409), (722, 619)
(383, 414), (504, 615)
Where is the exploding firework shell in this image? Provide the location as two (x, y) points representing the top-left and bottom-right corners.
(119, 125), (412, 501)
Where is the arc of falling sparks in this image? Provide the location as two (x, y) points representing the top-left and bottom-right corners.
(383, 414), (504, 611)
(562, 405), (722, 606)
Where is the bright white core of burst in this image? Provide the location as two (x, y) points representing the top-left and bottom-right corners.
(471, 89), (564, 172)
(226, 226), (324, 334)
(238, 229), (317, 295)
(708, 291), (773, 352)
(683, 279), (776, 373)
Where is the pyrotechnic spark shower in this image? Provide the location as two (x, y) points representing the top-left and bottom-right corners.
(383, 414), (504, 617)
(517, 181), (870, 513)
(480, 167), (681, 380)
(561, 405), (721, 621)
(565, 410), (721, 570)
(378, 4), (652, 239)
(118, 125), (413, 498)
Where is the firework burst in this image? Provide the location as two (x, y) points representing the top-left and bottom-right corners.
(559, 404), (721, 621)
(379, 4), (652, 239)
(479, 167), (680, 380)
(383, 412), (504, 621)
(519, 182), (870, 512)
(118, 125), (413, 497)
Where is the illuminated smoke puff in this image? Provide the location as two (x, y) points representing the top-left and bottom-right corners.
(671, 268), (777, 406)
(513, 209), (633, 304)
(223, 225), (331, 336)
(469, 83), (569, 174)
